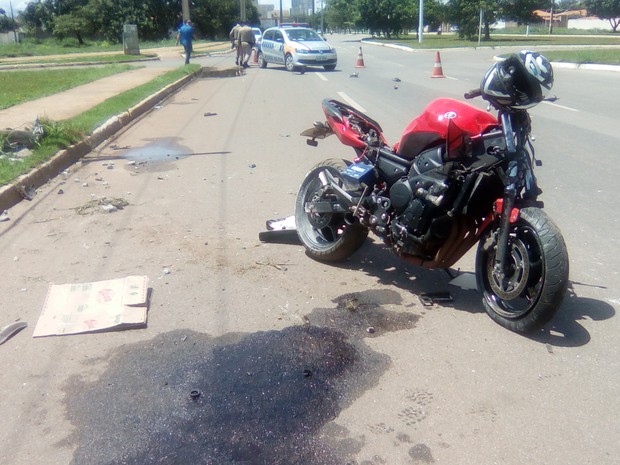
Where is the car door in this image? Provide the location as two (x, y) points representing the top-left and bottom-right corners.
(261, 29), (274, 62)
(271, 30), (285, 65)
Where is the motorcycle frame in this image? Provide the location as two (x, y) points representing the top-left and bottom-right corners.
(303, 101), (543, 271)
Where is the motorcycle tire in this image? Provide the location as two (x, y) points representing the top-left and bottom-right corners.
(295, 159), (368, 262)
(475, 207), (569, 333)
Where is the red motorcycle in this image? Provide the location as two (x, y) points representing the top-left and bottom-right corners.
(296, 51), (569, 332)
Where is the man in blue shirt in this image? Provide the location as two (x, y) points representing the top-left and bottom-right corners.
(176, 20), (194, 65)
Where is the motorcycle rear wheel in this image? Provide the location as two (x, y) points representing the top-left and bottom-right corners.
(295, 159), (368, 262)
(475, 207), (569, 333)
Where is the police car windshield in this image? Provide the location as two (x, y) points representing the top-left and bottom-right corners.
(285, 29), (322, 42)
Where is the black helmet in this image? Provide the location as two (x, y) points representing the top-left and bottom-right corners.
(481, 51), (553, 110)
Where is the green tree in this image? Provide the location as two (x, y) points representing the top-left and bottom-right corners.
(87, 0), (155, 43)
(21, 1), (55, 33)
(584, 0), (620, 31)
(191, 0), (259, 40)
(447, 0), (490, 39)
(356, 0), (409, 37)
(0, 11), (17, 33)
(325, 0), (359, 32)
(500, 0), (543, 25)
(52, 7), (94, 44)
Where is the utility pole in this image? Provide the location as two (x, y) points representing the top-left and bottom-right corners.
(240, 0), (246, 22)
(182, 0), (190, 21)
(9, 0), (18, 43)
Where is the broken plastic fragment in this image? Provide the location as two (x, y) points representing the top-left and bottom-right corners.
(0, 321), (28, 345)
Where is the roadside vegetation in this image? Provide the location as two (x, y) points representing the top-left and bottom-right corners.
(0, 53), (157, 67)
(370, 31), (620, 49)
(0, 38), (180, 58)
(0, 64), (199, 186)
(0, 64), (136, 110)
(543, 48), (620, 64)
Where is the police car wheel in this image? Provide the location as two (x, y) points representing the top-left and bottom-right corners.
(258, 52), (267, 68)
(285, 54), (297, 72)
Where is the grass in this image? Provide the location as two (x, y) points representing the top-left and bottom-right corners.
(0, 38), (170, 58)
(0, 53), (157, 67)
(542, 48), (620, 65)
(0, 64), (200, 186)
(0, 64), (136, 110)
(0, 37), (205, 58)
(372, 33), (620, 48)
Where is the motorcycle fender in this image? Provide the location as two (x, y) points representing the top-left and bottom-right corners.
(494, 199), (520, 223)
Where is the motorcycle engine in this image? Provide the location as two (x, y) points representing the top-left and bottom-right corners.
(388, 146), (454, 257)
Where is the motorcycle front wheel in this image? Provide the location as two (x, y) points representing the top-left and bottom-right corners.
(475, 207), (569, 333)
(295, 159), (368, 262)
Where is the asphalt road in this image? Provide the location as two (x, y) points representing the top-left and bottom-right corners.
(1, 36), (618, 465)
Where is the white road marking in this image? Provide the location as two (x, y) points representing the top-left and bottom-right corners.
(542, 100), (579, 112)
(315, 72), (328, 81)
(336, 91), (367, 113)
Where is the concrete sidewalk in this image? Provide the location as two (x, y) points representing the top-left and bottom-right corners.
(0, 42), (229, 131)
(0, 42), (231, 210)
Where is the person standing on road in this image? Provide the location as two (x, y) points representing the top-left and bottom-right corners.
(176, 20), (194, 65)
(229, 23), (241, 65)
(237, 23), (256, 68)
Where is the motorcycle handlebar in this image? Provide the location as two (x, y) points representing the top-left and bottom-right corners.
(464, 88), (482, 100)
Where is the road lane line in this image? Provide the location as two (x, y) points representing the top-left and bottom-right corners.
(542, 101), (579, 112)
(337, 91), (367, 113)
(315, 72), (328, 81)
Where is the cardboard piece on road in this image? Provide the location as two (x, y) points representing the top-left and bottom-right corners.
(33, 275), (149, 337)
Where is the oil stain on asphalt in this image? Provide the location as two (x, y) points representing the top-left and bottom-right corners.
(64, 290), (420, 465)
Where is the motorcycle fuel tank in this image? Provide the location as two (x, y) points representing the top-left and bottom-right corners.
(396, 98), (499, 160)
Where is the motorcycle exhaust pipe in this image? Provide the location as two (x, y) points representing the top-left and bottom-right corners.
(317, 169), (356, 207)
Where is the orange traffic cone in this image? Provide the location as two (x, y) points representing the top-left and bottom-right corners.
(431, 51), (445, 78)
(355, 47), (365, 68)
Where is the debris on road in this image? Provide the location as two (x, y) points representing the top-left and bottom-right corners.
(256, 261), (288, 271)
(16, 184), (36, 200)
(0, 321), (28, 345)
(33, 275), (149, 337)
(419, 292), (453, 306)
(76, 197), (129, 215)
(258, 216), (299, 243)
(0, 210), (9, 222)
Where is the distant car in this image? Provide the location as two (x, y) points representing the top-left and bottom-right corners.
(252, 27), (262, 44)
(257, 26), (337, 72)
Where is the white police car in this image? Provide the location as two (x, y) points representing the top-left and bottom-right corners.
(257, 26), (337, 72)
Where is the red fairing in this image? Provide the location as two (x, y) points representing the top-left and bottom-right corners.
(326, 113), (368, 149)
(395, 98), (499, 154)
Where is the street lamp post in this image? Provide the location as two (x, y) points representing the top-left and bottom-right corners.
(418, 0), (424, 43)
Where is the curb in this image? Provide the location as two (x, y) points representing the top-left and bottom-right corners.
(0, 70), (198, 212)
